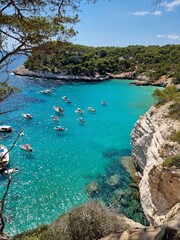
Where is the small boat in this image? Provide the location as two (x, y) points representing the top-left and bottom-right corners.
(40, 89), (52, 94)
(51, 115), (60, 122)
(20, 144), (33, 152)
(62, 96), (68, 100)
(22, 113), (33, 119)
(87, 107), (96, 112)
(0, 125), (12, 133)
(0, 145), (9, 171)
(77, 117), (86, 123)
(54, 126), (67, 132)
(4, 167), (18, 175)
(101, 100), (106, 105)
(75, 108), (84, 114)
(53, 105), (64, 114)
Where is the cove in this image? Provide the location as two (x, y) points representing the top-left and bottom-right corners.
(0, 58), (159, 235)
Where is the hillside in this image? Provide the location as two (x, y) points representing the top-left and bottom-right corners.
(22, 42), (180, 85)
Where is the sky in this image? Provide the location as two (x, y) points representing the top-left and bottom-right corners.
(72, 0), (180, 47)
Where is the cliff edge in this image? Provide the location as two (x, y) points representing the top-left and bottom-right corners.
(131, 102), (180, 225)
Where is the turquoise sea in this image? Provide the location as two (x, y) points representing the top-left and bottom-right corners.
(0, 56), (159, 235)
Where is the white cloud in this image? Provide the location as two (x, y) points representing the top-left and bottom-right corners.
(134, 11), (149, 16)
(133, 10), (161, 16)
(157, 34), (180, 40)
(161, 0), (180, 11)
(157, 34), (166, 38)
(152, 10), (162, 15)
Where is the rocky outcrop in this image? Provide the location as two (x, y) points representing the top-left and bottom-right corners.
(131, 102), (180, 225)
(100, 214), (180, 240)
(14, 65), (110, 81)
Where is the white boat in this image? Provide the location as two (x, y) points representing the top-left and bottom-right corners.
(53, 105), (64, 114)
(20, 144), (33, 152)
(62, 96), (71, 104)
(75, 108), (84, 114)
(40, 89), (52, 94)
(54, 126), (67, 132)
(101, 100), (106, 105)
(87, 107), (96, 112)
(0, 145), (9, 171)
(4, 167), (18, 175)
(0, 125), (12, 132)
(62, 96), (68, 100)
(51, 115), (60, 122)
(77, 117), (86, 123)
(22, 113), (33, 119)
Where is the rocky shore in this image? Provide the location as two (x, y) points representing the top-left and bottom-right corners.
(14, 65), (176, 87)
(131, 102), (180, 226)
(14, 65), (110, 81)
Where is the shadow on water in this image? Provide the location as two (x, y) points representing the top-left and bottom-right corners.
(85, 148), (149, 226)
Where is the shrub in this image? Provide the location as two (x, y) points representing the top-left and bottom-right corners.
(163, 155), (180, 168)
(14, 202), (128, 240)
(170, 130), (180, 143)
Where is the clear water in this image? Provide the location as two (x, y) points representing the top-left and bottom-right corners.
(0, 56), (159, 235)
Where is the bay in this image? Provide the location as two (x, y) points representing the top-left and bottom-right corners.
(0, 56), (158, 235)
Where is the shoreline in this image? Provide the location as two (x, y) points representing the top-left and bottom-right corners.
(14, 65), (173, 87)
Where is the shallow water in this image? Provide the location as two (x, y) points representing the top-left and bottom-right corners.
(0, 56), (159, 235)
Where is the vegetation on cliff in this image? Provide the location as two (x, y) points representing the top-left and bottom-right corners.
(14, 202), (128, 240)
(24, 42), (180, 82)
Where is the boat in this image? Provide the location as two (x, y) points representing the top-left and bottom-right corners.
(54, 126), (67, 132)
(4, 167), (18, 175)
(0, 145), (9, 171)
(53, 105), (64, 114)
(51, 115), (60, 122)
(75, 108), (84, 114)
(22, 113), (33, 119)
(20, 144), (33, 152)
(87, 107), (96, 112)
(77, 117), (86, 123)
(101, 100), (106, 105)
(40, 89), (52, 94)
(62, 96), (68, 100)
(0, 125), (12, 132)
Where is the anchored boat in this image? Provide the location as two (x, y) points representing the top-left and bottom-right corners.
(0, 145), (9, 171)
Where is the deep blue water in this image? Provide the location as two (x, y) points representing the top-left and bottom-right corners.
(0, 56), (159, 235)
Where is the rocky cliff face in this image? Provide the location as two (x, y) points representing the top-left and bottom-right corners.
(131, 102), (180, 225)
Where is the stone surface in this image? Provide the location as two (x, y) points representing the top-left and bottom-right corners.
(131, 102), (180, 225)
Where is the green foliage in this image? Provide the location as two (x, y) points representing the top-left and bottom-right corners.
(15, 202), (128, 240)
(163, 155), (180, 168)
(170, 130), (180, 143)
(24, 43), (180, 81)
(152, 86), (180, 105)
(0, 82), (20, 102)
(169, 102), (180, 120)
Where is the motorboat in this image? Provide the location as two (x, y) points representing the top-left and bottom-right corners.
(87, 107), (96, 112)
(54, 126), (67, 132)
(0, 125), (12, 132)
(4, 167), (18, 175)
(51, 115), (60, 122)
(62, 96), (68, 100)
(22, 113), (33, 119)
(20, 144), (33, 152)
(0, 145), (9, 171)
(101, 100), (106, 105)
(40, 89), (52, 94)
(53, 105), (64, 114)
(62, 96), (71, 104)
(75, 108), (84, 114)
(77, 117), (86, 123)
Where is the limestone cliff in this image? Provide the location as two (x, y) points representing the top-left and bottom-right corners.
(131, 102), (180, 225)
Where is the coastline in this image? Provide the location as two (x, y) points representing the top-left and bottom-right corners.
(14, 65), (174, 87)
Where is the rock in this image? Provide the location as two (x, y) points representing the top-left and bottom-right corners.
(85, 181), (99, 196)
(106, 174), (121, 186)
(131, 102), (180, 225)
